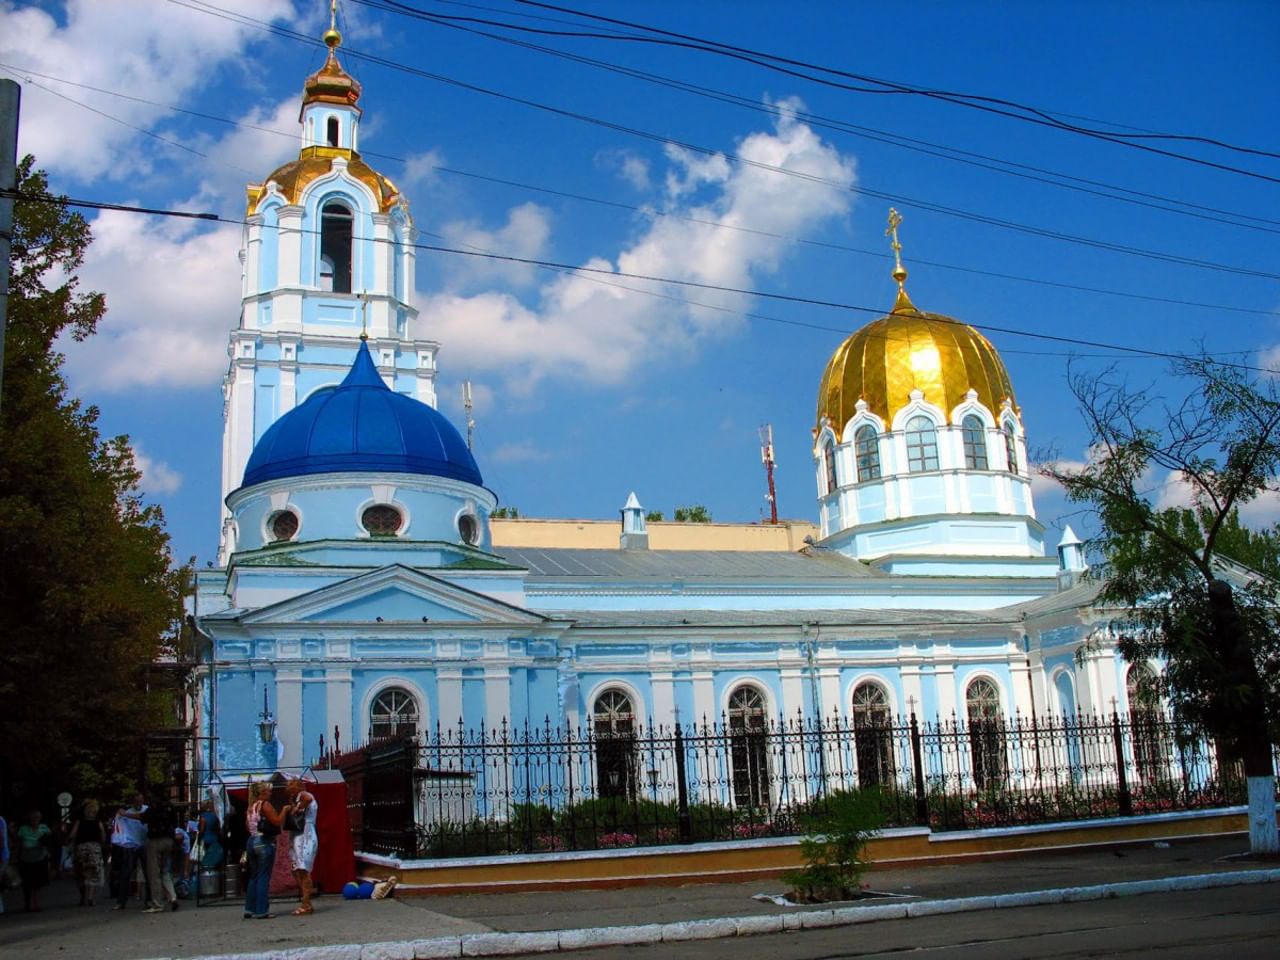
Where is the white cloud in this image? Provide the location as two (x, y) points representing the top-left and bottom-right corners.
(400, 148), (445, 195)
(1239, 489), (1280, 528)
(490, 441), (550, 464)
(1258, 343), (1280, 380)
(419, 99), (856, 392)
(185, 97), (301, 215)
(132, 446), (183, 496)
(439, 202), (553, 290)
(597, 149), (651, 191)
(0, 0), (295, 183)
(62, 209), (241, 391)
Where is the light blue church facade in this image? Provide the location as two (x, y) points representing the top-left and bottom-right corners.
(192, 29), (1135, 782)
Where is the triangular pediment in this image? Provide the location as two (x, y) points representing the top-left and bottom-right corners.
(239, 564), (547, 625)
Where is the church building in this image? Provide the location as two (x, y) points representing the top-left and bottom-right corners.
(193, 21), (1131, 783)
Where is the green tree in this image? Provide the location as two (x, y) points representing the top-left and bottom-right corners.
(0, 157), (188, 808)
(1043, 358), (1280, 854)
(644, 510), (664, 522)
(491, 506), (520, 518)
(673, 504), (712, 523)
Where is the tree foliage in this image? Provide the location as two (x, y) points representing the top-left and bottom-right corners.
(0, 157), (188, 807)
(673, 504), (712, 523)
(1042, 358), (1280, 762)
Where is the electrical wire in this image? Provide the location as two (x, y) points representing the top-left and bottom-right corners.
(4, 187), (1274, 376)
(4, 58), (1275, 320)
(163, 1), (1280, 282)
(500, 0), (1280, 170)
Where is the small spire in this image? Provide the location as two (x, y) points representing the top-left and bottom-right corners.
(359, 291), (368, 341)
(885, 207), (917, 313)
(323, 0), (342, 49)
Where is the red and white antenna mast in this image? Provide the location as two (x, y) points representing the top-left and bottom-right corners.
(758, 423), (778, 524)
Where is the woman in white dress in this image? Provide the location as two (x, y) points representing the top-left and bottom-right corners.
(285, 779), (318, 915)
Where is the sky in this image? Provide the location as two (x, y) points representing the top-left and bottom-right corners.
(2, 0), (1279, 567)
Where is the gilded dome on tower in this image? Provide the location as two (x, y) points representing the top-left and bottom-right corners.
(301, 23), (361, 115)
(816, 210), (1016, 433)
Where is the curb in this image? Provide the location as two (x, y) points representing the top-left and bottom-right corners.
(147, 868), (1280, 960)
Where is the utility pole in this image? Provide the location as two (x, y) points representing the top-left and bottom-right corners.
(0, 80), (20, 418)
(758, 423), (778, 524)
(463, 380), (475, 451)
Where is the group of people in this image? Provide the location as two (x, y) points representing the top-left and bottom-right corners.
(0, 777), (319, 919)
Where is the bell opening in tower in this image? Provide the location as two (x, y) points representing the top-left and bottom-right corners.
(327, 116), (340, 147)
(320, 201), (354, 293)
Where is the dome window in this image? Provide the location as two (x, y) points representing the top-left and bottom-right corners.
(458, 512), (480, 545)
(905, 416), (939, 473)
(854, 425), (881, 481)
(320, 201), (353, 293)
(362, 503), (403, 536)
(962, 415), (989, 470)
(268, 509), (299, 542)
(1003, 422), (1019, 474)
(822, 441), (838, 495)
(326, 116), (340, 147)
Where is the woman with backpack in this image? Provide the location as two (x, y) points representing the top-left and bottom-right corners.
(243, 782), (291, 920)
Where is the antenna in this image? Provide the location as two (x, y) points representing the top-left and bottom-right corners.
(463, 381), (475, 451)
(758, 423), (778, 524)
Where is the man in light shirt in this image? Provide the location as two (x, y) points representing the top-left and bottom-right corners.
(112, 792), (149, 910)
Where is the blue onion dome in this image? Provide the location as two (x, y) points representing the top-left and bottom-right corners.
(242, 340), (482, 488)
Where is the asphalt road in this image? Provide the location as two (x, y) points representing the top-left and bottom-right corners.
(503, 884), (1280, 959)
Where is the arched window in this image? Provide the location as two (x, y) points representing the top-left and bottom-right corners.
(1127, 663), (1168, 784)
(592, 689), (636, 799)
(854, 425), (881, 481)
(905, 416), (940, 473)
(326, 116), (340, 147)
(728, 685), (769, 807)
(962, 415), (989, 470)
(1003, 421), (1019, 474)
(370, 687), (419, 740)
(965, 678), (1006, 790)
(823, 440), (839, 495)
(320, 200), (354, 294)
(851, 682), (895, 787)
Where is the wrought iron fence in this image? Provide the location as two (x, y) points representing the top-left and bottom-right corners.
(320, 712), (1277, 859)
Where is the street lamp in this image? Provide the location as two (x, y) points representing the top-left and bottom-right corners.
(258, 689), (277, 744)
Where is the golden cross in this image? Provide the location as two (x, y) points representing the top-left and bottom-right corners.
(886, 207), (904, 271)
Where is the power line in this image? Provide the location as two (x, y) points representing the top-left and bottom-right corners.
(393, 16), (1278, 234)
(5, 59), (1275, 320)
(166, 1), (1280, 282)
(501, 0), (1280, 174)
(5, 187), (1274, 376)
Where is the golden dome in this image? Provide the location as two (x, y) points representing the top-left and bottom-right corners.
(302, 39), (361, 115)
(816, 298), (1017, 434)
(246, 146), (402, 215)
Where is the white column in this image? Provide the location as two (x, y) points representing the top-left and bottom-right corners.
(934, 663), (958, 718)
(244, 219), (262, 296)
(818, 666), (841, 723)
(484, 665), (511, 727)
(899, 660), (925, 718)
(1009, 656), (1035, 718)
(325, 668), (353, 752)
(691, 670), (715, 727)
(275, 668), (303, 768)
(277, 207), (304, 287)
(650, 671), (675, 728)
(780, 667), (805, 722)
(438, 667), (463, 731)
(371, 214), (391, 297)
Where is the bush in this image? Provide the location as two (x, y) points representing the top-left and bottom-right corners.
(785, 789), (884, 902)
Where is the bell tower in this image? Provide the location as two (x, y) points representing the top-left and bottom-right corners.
(218, 5), (439, 563)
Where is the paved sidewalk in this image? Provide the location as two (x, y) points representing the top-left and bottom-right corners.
(0, 835), (1272, 959)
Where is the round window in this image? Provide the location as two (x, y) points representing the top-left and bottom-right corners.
(269, 510), (299, 542)
(361, 503), (403, 536)
(458, 513), (479, 545)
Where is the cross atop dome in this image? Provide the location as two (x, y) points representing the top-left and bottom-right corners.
(885, 207), (918, 315)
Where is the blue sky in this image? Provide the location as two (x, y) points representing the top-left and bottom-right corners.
(3, 0), (1279, 566)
